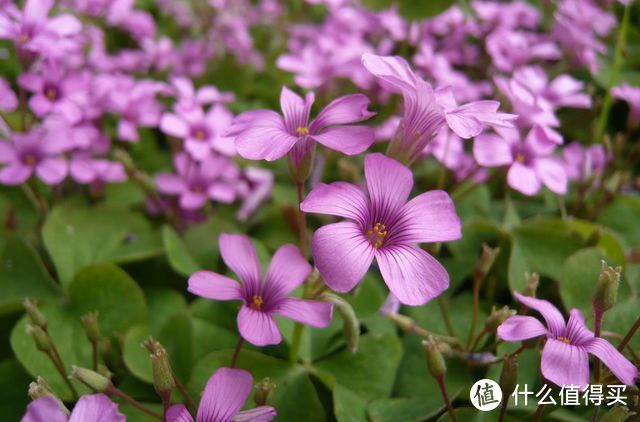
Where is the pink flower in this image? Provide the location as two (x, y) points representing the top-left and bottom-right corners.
(23, 393), (124, 422)
(156, 153), (240, 211)
(612, 83), (640, 121)
(69, 152), (127, 186)
(473, 126), (567, 196)
(498, 291), (637, 388)
(167, 367), (276, 422)
(486, 28), (560, 72)
(562, 141), (607, 182)
(301, 153), (462, 306)
(226, 86), (375, 161)
(0, 77), (17, 112)
(188, 234), (333, 346)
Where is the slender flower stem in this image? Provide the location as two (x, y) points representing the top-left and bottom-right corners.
(385, 312), (459, 346)
(19, 87), (27, 131)
(595, 3), (631, 142)
(467, 274), (482, 349)
(498, 394), (510, 422)
(230, 337), (244, 368)
(91, 340), (98, 371)
(533, 403), (545, 422)
(296, 181), (307, 256)
(46, 350), (79, 400)
(108, 387), (163, 420)
(437, 297), (456, 337)
(436, 375), (457, 422)
(289, 322), (305, 364)
(593, 311), (603, 384)
(469, 329), (488, 352)
(173, 373), (196, 414)
(618, 316), (640, 352)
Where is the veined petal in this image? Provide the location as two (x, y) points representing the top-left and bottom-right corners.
(166, 404), (193, 422)
(310, 221), (374, 293)
(376, 245), (449, 306)
(583, 338), (638, 386)
(265, 244), (311, 299)
(273, 297), (333, 328)
(235, 126), (298, 162)
(397, 190), (461, 244)
(541, 338), (589, 388)
(513, 291), (565, 336)
(361, 53), (417, 93)
(310, 94), (375, 131)
(219, 233), (262, 287)
(301, 181), (370, 225)
(22, 396), (67, 422)
(280, 86), (314, 133)
(473, 133), (514, 167)
(68, 394), (125, 422)
(365, 153), (413, 215)
(311, 126), (374, 156)
(497, 315), (549, 341)
(188, 271), (242, 301)
(232, 406), (277, 422)
(197, 368), (252, 422)
(237, 306), (282, 346)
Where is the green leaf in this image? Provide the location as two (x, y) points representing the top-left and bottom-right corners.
(0, 235), (61, 313)
(42, 204), (162, 286)
(398, 0), (456, 20)
(368, 397), (441, 422)
(597, 196), (640, 250)
(183, 216), (239, 269)
(161, 225), (201, 277)
(560, 248), (609, 315)
(0, 359), (32, 421)
(10, 305), (91, 401)
(67, 264), (148, 336)
(146, 288), (187, 330)
(602, 297), (640, 350)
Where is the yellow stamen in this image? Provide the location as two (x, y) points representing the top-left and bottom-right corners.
(557, 337), (571, 344)
(24, 155), (37, 166)
(19, 33), (30, 44)
(296, 126), (309, 136)
(366, 222), (387, 249)
(251, 295), (264, 310)
(45, 88), (57, 101)
(194, 130), (206, 140)
(515, 153), (526, 164)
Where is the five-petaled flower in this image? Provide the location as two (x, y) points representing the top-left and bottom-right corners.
(188, 233), (333, 346)
(301, 153), (462, 306)
(497, 291), (638, 388)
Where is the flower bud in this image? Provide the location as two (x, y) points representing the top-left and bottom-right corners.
(484, 306), (516, 333)
(28, 377), (69, 415)
(97, 364), (113, 379)
(27, 325), (52, 352)
(499, 355), (519, 396)
(150, 345), (176, 399)
(423, 336), (447, 380)
(593, 261), (621, 314)
(287, 140), (315, 183)
(24, 299), (47, 329)
(254, 377), (276, 406)
(142, 336), (160, 354)
(81, 312), (101, 343)
(71, 366), (112, 392)
(322, 293), (359, 353)
(473, 244), (500, 281)
(523, 273), (539, 298)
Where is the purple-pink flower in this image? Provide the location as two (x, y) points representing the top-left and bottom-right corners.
(612, 83), (640, 121)
(301, 153), (461, 306)
(473, 126), (567, 196)
(167, 367), (276, 422)
(562, 141), (607, 182)
(498, 291), (637, 388)
(22, 393), (124, 422)
(226, 86), (375, 162)
(188, 233), (333, 346)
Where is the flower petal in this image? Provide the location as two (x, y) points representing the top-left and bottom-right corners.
(235, 126), (298, 161)
(22, 396), (67, 422)
(160, 113), (189, 138)
(69, 394), (125, 422)
(534, 158), (568, 195)
(310, 221), (374, 293)
(507, 161), (541, 196)
(311, 126), (375, 156)
(541, 338), (589, 388)
(219, 233), (262, 287)
(473, 133), (514, 167)
(376, 245), (449, 306)
(365, 153), (413, 214)
(237, 306), (282, 346)
(280, 86), (314, 133)
(273, 297), (333, 328)
(35, 158), (67, 185)
(361, 53), (417, 93)
(397, 190), (462, 244)
(310, 94), (375, 131)
(583, 338), (638, 386)
(166, 404), (194, 422)
(197, 367), (252, 422)
(188, 270), (242, 301)
(497, 315), (549, 342)
(513, 291), (565, 336)
(265, 244), (311, 299)
(300, 181), (370, 225)
(179, 190), (206, 210)
(155, 173), (186, 195)
(233, 406), (277, 422)
(0, 163), (32, 185)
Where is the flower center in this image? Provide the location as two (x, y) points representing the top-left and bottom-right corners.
(19, 33), (30, 44)
(194, 129), (206, 141)
(366, 222), (387, 249)
(45, 87), (58, 102)
(251, 295), (264, 310)
(296, 126), (309, 136)
(515, 152), (526, 164)
(23, 154), (37, 166)
(557, 336), (571, 344)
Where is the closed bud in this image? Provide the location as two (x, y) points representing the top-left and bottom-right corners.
(287, 141), (315, 183)
(322, 293), (359, 353)
(27, 325), (52, 352)
(71, 366), (112, 392)
(150, 345), (175, 398)
(142, 336), (160, 354)
(28, 377), (69, 415)
(97, 364), (113, 379)
(473, 244), (500, 281)
(499, 355), (519, 396)
(24, 299), (47, 329)
(484, 306), (516, 333)
(254, 377), (276, 406)
(81, 312), (101, 343)
(423, 336), (447, 380)
(593, 261), (621, 314)
(523, 273), (539, 298)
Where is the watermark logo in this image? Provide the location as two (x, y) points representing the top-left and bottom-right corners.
(470, 379), (502, 411)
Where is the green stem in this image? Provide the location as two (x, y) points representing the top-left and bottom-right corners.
(289, 322), (304, 364)
(437, 297), (456, 338)
(618, 316), (640, 351)
(230, 337), (244, 368)
(595, 4), (631, 142)
(296, 182), (307, 256)
(46, 350), (79, 400)
(109, 387), (163, 420)
(467, 274), (482, 349)
(436, 375), (457, 422)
